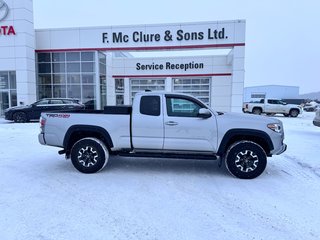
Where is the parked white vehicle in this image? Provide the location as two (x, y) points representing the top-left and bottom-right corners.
(243, 98), (302, 117)
(39, 92), (287, 179)
(304, 101), (319, 112)
(313, 109), (320, 127)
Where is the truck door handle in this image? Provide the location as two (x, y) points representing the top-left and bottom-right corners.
(165, 121), (178, 126)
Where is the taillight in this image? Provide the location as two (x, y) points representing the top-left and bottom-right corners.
(40, 117), (46, 133)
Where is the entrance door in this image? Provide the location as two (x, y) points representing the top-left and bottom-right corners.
(0, 91), (9, 116)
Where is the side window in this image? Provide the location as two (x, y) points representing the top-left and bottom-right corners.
(50, 100), (63, 104)
(63, 99), (74, 104)
(140, 96), (160, 116)
(166, 97), (201, 117)
(35, 100), (49, 106)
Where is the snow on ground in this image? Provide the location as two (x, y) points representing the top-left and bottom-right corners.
(0, 112), (320, 240)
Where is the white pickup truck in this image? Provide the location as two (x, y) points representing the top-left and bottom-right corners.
(39, 91), (287, 179)
(243, 98), (302, 117)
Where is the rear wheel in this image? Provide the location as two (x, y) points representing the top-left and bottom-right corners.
(13, 112), (27, 123)
(70, 137), (109, 173)
(225, 141), (267, 179)
(252, 108), (262, 115)
(289, 109), (299, 117)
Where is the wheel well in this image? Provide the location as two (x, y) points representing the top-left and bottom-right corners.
(252, 107), (262, 112)
(218, 133), (272, 157)
(64, 127), (114, 155)
(290, 108), (299, 112)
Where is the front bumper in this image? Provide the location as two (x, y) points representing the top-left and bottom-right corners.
(38, 133), (46, 145)
(271, 143), (287, 155)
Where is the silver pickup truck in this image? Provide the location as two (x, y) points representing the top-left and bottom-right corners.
(39, 91), (287, 179)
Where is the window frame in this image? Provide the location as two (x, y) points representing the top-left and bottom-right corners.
(139, 95), (161, 116)
(165, 94), (207, 118)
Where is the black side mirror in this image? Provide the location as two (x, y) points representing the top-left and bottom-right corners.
(198, 108), (212, 119)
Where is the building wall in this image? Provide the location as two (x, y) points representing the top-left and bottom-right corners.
(244, 85), (300, 102)
(1, 0), (246, 113)
(111, 55), (234, 111)
(0, 0), (36, 105)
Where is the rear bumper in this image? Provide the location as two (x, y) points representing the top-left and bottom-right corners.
(38, 133), (46, 145)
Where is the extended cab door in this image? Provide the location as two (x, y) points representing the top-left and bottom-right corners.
(163, 95), (218, 152)
(131, 94), (164, 149)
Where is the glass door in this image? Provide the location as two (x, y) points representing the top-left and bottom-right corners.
(0, 91), (9, 116)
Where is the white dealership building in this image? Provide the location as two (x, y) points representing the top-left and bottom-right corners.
(0, 0), (245, 115)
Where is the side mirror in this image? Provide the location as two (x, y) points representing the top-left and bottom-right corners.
(198, 108), (212, 119)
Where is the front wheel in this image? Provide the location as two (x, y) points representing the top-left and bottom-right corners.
(289, 109), (299, 117)
(70, 137), (109, 173)
(225, 141), (267, 179)
(13, 112), (27, 123)
(252, 108), (262, 115)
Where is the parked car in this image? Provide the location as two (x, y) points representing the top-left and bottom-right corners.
(304, 101), (319, 112)
(84, 100), (95, 110)
(243, 98), (302, 117)
(39, 91), (287, 179)
(4, 98), (85, 123)
(313, 109), (320, 127)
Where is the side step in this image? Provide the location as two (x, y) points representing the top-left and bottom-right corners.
(118, 151), (218, 160)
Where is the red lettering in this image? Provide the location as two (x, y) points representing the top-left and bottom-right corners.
(1, 26), (7, 35)
(8, 26), (15, 35)
(0, 26), (16, 35)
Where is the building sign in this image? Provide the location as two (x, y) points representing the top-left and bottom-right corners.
(35, 20), (245, 51)
(0, 0), (16, 36)
(0, 0), (9, 21)
(102, 28), (227, 44)
(136, 61), (204, 71)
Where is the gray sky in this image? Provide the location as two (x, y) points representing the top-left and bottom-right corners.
(33, 0), (320, 94)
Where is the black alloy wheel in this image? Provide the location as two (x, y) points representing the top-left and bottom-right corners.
(70, 138), (109, 173)
(225, 141), (267, 179)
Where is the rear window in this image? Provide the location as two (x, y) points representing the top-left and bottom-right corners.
(140, 96), (160, 116)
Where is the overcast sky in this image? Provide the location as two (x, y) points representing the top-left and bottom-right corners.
(33, 0), (319, 94)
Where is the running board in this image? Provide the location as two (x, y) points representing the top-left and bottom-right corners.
(118, 152), (218, 160)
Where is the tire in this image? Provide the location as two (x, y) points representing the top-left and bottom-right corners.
(225, 141), (267, 179)
(289, 109), (299, 117)
(70, 137), (109, 173)
(13, 112), (28, 123)
(252, 108), (262, 115)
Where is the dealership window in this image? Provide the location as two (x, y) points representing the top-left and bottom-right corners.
(0, 71), (17, 115)
(115, 78), (124, 105)
(251, 93), (266, 99)
(36, 51), (97, 105)
(99, 52), (107, 109)
(173, 78), (210, 105)
(130, 78), (165, 103)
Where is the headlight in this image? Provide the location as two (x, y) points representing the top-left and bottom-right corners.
(267, 123), (282, 133)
